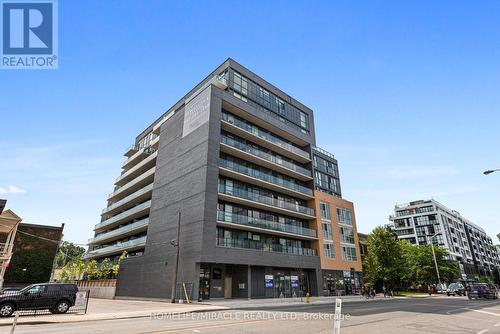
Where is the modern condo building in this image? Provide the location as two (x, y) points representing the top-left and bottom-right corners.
(86, 59), (362, 299)
(389, 199), (500, 279)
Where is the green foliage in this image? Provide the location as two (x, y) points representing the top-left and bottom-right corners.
(362, 226), (406, 286)
(478, 276), (495, 286)
(404, 244), (460, 285)
(58, 251), (128, 281)
(55, 241), (86, 268)
(363, 226), (461, 287)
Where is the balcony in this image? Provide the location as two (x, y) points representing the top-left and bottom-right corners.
(122, 147), (154, 170)
(221, 112), (310, 163)
(84, 236), (147, 259)
(102, 183), (154, 216)
(115, 151), (157, 187)
(89, 218), (149, 245)
(218, 184), (315, 220)
(217, 211), (316, 239)
(217, 237), (316, 256)
(220, 135), (312, 181)
(219, 158), (313, 199)
(108, 167), (155, 201)
(95, 200), (151, 232)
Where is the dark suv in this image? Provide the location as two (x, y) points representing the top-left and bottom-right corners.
(0, 283), (78, 317)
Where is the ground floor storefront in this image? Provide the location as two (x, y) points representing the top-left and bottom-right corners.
(321, 269), (363, 296)
(198, 263), (317, 300)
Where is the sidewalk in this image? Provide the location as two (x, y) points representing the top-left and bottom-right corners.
(0, 298), (227, 326)
(200, 294), (402, 308)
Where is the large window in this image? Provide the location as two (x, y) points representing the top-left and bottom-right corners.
(337, 208), (353, 226)
(229, 70), (310, 133)
(322, 222), (333, 240)
(320, 202), (330, 220)
(323, 242), (335, 258)
(341, 246), (357, 261)
(340, 226), (355, 244)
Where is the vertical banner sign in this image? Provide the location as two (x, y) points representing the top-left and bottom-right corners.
(290, 275), (299, 288)
(265, 275), (274, 288)
(182, 88), (211, 138)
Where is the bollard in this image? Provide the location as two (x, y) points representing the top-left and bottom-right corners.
(333, 298), (342, 334)
(305, 292), (310, 304)
(10, 311), (19, 334)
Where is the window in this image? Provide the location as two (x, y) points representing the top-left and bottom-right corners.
(341, 246), (357, 261)
(322, 222), (333, 240)
(320, 202), (330, 220)
(323, 242), (335, 258)
(340, 226), (355, 244)
(233, 72), (248, 95)
(337, 208), (352, 225)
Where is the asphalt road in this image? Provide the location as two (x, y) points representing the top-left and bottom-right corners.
(2, 297), (500, 334)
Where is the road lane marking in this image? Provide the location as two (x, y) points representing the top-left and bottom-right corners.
(467, 309), (500, 317)
(494, 322), (500, 327)
(477, 330), (488, 334)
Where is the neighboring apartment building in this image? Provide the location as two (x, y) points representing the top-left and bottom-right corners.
(311, 148), (363, 296)
(86, 59), (362, 299)
(4, 223), (64, 285)
(389, 199), (500, 279)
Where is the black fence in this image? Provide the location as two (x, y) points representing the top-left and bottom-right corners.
(174, 282), (194, 302)
(0, 287), (90, 316)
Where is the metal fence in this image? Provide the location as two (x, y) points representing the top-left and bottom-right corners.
(174, 282), (194, 303)
(0, 288), (90, 316)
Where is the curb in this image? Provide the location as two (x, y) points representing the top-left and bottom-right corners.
(0, 306), (228, 327)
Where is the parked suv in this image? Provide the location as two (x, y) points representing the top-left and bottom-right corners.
(446, 283), (466, 296)
(468, 283), (498, 300)
(0, 283), (78, 317)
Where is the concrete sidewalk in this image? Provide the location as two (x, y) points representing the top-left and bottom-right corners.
(200, 294), (406, 308)
(0, 298), (227, 326)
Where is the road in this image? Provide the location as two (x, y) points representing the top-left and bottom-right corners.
(2, 297), (500, 334)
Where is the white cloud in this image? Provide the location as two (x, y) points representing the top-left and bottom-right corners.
(0, 185), (27, 194)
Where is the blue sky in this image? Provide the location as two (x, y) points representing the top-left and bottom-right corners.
(1, 0), (499, 245)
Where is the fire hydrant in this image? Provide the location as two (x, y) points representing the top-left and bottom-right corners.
(306, 292), (310, 303)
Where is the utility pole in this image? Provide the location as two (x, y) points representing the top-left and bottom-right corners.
(430, 233), (442, 287)
(170, 212), (181, 303)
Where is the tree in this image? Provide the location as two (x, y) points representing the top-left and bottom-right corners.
(363, 226), (406, 288)
(55, 241), (86, 268)
(404, 244), (460, 286)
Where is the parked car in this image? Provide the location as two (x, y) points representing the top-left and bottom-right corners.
(467, 283), (498, 300)
(0, 283), (78, 317)
(446, 283), (466, 296)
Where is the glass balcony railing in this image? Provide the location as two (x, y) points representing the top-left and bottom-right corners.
(103, 184), (154, 215)
(84, 236), (147, 258)
(116, 151), (157, 184)
(217, 211), (316, 237)
(108, 167), (155, 200)
(220, 135), (311, 177)
(222, 112), (310, 159)
(218, 184), (315, 216)
(89, 218), (149, 244)
(219, 158), (312, 196)
(217, 237), (316, 256)
(96, 200), (151, 230)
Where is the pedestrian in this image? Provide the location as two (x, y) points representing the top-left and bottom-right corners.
(428, 285), (432, 296)
(383, 285), (387, 298)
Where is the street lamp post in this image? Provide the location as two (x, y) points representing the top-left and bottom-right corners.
(483, 169), (500, 175)
(429, 233), (442, 288)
